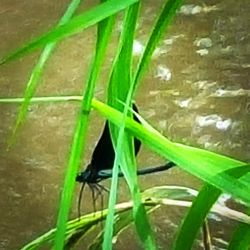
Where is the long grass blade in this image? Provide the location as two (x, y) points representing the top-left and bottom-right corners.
(1, 95), (249, 204)
(172, 164), (250, 250)
(20, 184), (250, 249)
(228, 210), (250, 250)
(104, 0), (185, 248)
(104, 2), (149, 249)
(90, 206), (158, 250)
(54, 8), (115, 250)
(0, 0), (138, 65)
(0, 96), (83, 104)
(108, 1), (184, 245)
(133, 0), (183, 90)
(8, 0), (82, 146)
(174, 186), (220, 250)
(91, 99), (250, 206)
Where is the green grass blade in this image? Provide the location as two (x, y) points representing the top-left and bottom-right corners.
(172, 165), (250, 250)
(94, 2), (121, 250)
(173, 186), (220, 250)
(91, 99), (250, 205)
(133, 0), (183, 90)
(54, 111), (90, 250)
(0, 96), (82, 104)
(109, 8), (185, 246)
(19, 179), (249, 249)
(228, 169), (250, 250)
(21, 185), (195, 250)
(91, 206), (159, 250)
(104, 2), (157, 249)
(0, 96), (249, 203)
(104, 3), (144, 249)
(54, 10), (115, 250)
(8, 0), (82, 146)
(228, 210), (250, 250)
(102, 140), (120, 250)
(21, 211), (108, 250)
(101, 2), (130, 248)
(2, 93), (249, 247)
(0, 0), (138, 65)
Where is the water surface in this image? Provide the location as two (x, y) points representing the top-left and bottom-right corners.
(0, 0), (249, 249)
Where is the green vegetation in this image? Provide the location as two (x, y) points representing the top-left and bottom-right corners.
(0, 0), (249, 249)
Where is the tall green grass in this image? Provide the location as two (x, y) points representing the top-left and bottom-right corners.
(17, 184), (249, 250)
(0, 0), (249, 249)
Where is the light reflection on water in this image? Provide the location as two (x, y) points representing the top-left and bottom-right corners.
(0, 0), (249, 249)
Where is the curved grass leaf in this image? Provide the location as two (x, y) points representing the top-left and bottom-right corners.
(91, 99), (250, 206)
(103, 0), (184, 248)
(20, 185), (196, 250)
(133, 0), (183, 90)
(1, 95), (249, 205)
(104, 3), (138, 248)
(21, 211), (108, 250)
(90, 206), (159, 250)
(54, 8), (115, 250)
(8, 0), (82, 146)
(20, 185), (250, 249)
(173, 164), (250, 250)
(173, 186), (221, 250)
(104, 2), (158, 250)
(0, 0), (138, 65)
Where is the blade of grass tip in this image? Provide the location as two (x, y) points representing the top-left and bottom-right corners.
(133, 0), (183, 90)
(0, 0), (138, 65)
(54, 7), (115, 250)
(172, 164), (250, 250)
(8, 0), (82, 147)
(91, 100), (250, 206)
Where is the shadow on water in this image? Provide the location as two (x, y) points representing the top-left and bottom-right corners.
(0, 0), (249, 249)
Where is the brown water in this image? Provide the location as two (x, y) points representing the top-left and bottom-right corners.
(0, 0), (249, 249)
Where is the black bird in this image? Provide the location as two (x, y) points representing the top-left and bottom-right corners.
(76, 103), (175, 216)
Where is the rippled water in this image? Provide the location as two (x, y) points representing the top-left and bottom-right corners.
(0, 0), (249, 249)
